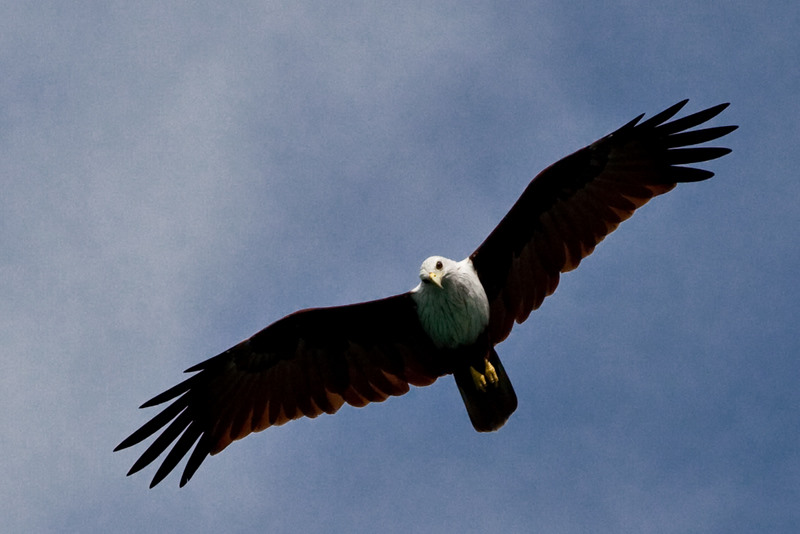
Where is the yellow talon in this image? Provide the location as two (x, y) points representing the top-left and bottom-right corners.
(470, 360), (499, 392)
(470, 366), (487, 392)
(485, 360), (498, 385)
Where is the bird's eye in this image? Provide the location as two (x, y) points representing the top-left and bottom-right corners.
(435, 260), (443, 270)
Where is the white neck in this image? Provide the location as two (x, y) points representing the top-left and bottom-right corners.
(411, 257), (490, 349)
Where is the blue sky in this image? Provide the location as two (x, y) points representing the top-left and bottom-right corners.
(2, 2), (798, 533)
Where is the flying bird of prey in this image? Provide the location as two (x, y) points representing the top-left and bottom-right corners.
(116, 100), (736, 487)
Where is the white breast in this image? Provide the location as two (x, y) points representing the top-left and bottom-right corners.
(411, 258), (490, 349)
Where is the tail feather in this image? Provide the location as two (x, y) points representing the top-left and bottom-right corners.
(453, 348), (517, 432)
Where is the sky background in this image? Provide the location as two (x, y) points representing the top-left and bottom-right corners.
(2, 2), (798, 533)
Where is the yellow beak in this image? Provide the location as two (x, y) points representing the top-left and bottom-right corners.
(428, 272), (442, 288)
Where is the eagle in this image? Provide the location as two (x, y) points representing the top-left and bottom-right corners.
(116, 100), (736, 487)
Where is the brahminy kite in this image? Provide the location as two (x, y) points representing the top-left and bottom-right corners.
(116, 100), (736, 487)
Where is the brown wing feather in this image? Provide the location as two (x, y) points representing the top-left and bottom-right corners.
(470, 100), (737, 344)
(115, 293), (445, 487)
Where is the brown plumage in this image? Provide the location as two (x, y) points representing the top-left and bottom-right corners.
(116, 100), (736, 487)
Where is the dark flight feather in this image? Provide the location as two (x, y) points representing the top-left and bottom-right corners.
(470, 100), (736, 344)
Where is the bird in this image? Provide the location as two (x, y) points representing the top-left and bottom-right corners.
(116, 100), (736, 487)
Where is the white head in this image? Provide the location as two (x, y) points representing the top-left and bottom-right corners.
(418, 256), (456, 289)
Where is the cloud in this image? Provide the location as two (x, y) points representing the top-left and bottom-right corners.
(1, 2), (798, 533)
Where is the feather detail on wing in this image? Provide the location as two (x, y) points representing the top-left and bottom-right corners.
(115, 293), (445, 487)
(469, 100), (737, 344)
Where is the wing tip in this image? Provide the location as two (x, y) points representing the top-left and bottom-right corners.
(697, 101), (732, 123)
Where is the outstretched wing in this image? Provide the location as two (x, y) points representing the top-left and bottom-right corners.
(115, 293), (445, 487)
(470, 100), (737, 344)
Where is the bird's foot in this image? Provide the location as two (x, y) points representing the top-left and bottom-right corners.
(470, 360), (499, 392)
(470, 366), (487, 391)
(485, 360), (498, 385)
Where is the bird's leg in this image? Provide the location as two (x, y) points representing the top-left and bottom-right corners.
(470, 366), (487, 391)
(470, 360), (499, 392)
(484, 360), (498, 385)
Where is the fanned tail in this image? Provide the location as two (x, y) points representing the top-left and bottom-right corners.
(454, 348), (517, 432)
